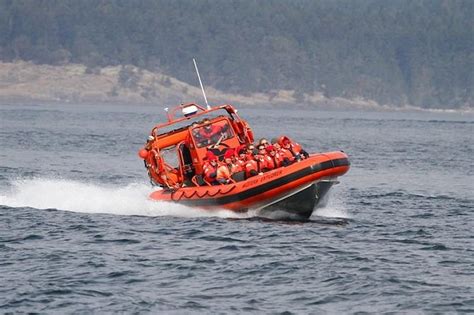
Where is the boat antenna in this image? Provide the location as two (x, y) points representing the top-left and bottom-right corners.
(193, 58), (211, 110)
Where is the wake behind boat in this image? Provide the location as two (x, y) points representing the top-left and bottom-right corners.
(138, 103), (350, 220)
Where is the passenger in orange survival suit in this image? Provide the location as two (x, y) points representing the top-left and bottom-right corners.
(202, 151), (219, 185)
(216, 150), (237, 185)
(279, 136), (310, 162)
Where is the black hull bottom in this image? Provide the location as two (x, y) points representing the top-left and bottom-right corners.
(258, 180), (335, 220)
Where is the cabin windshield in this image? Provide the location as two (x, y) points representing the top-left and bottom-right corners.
(192, 120), (234, 148)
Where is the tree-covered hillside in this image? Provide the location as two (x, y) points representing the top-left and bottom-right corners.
(0, 0), (472, 108)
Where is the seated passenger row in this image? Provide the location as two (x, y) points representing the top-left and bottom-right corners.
(201, 136), (309, 185)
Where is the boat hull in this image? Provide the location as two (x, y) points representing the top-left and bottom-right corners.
(149, 151), (350, 220)
(258, 179), (336, 220)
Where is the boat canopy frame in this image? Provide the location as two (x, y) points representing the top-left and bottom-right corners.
(151, 103), (241, 137)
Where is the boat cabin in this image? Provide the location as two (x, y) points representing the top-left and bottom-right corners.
(139, 103), (254, 188)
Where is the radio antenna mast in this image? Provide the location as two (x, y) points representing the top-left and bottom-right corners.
(193, 58), (211, 110)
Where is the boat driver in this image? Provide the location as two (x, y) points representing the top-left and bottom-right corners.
(198, 118), (229, 146)
(190, 121), (203, 144)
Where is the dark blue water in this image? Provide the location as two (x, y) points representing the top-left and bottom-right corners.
(1, 103), (473, 313)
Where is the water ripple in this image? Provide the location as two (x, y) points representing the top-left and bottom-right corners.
(1, 104), (473, 313)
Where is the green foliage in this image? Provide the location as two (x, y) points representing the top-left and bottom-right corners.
(0, 0), (472, 108)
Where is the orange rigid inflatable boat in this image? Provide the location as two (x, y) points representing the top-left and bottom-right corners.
(138, 103), (350, 220)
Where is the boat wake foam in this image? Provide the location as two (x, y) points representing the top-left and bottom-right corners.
(312, 191), (351, 219)
(0, 177), (253, 219)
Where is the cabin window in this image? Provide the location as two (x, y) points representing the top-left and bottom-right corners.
(193, 120), (234, 148)
(160, 145), (180, 170)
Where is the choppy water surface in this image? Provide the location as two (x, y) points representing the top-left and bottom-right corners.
(0, 103), (473, 313)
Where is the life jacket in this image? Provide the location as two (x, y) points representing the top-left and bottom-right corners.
(244, 159), (258, 178)
(263, 154), (278, 170)
(216, 164), (232, 184)
(245, 152), (254, 161)
(271, 152), (287, 168)
(253, 154), (267, 172)
(235, 158), (246, 169)
(278, 136), (307, 161)
(230, 162), (242, 174)
(275, 151), (290, 167)
(203, 161), (218, 184)
(278, 147), (294, 161)
(199, 124), (222, 142)
(289, 142), (305, 159)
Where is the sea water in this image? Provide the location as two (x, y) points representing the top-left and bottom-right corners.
(0, 103), (473, 313)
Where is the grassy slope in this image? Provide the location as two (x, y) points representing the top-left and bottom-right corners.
(0, 61), (386, 109)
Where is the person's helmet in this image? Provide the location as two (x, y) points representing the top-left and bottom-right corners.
(224, 149), (235, 160)
(237, 144), (247, 155)
(147, 135), (155, 141)
(266, 145), (275, 153)
(206, 151), (218, 161)
(278, 136), (291, 146)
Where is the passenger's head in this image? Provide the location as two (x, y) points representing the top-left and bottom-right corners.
(259, 138), (269, 147)
(247, 143), (258, 155)
(266, 145), (276, 156)
(224, 149), (234, 163)
(237, 146), (247, 159)
(279, 136), (292, 148)
(202, 118), (212, 130)
(207, 151), (218, 165)
(257, 145), (266, 154)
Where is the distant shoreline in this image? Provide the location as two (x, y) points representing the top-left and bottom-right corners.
(0, 61), (472, 112)
(2, 98), (473, 116)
